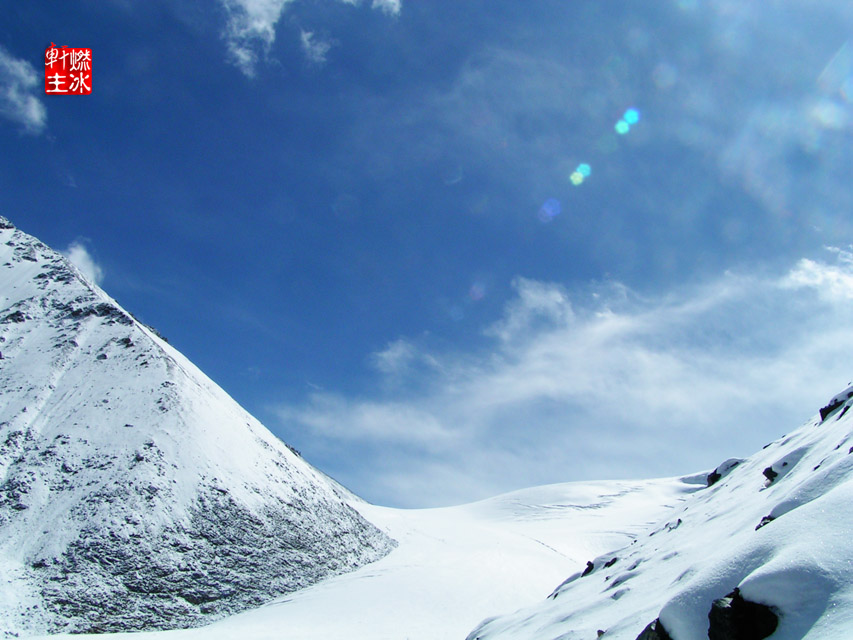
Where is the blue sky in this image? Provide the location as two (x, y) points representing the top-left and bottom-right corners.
(3, 0), (853, 507)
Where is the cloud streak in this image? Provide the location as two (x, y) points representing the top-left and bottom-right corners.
(0, 47), (47, 134)
(64, 241), (104, 285)
(276, 250), (853, 507)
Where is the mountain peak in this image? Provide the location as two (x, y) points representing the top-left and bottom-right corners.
(0, 221), (395, 636)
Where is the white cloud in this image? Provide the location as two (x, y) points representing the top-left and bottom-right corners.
(783, 247), (853, 300)
(0, 47), (47, 134)
(371, 338), (417, 375)
(64, 241), (104, 285)
(220, 0), (402, 76)
(370, 337), (442, 380)
(487, 278), (574, 344)
(279, 392), (456, 448)
(220, 0), (295, 77)
(276, 250), (853, 507)
(300, 30), (334, 65)
(371, 0), (401, 15)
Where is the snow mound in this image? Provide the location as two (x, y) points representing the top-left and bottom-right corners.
(467, 390), (853, 639)
(0, 218), (395, 636)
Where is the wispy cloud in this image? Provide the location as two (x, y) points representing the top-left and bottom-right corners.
(300, 30), (334, 66)
(0, 46), (47, 134)
(279, 393), (456, 448)
(371, 338), (418, 375)
(220, 0), (402, 76)
(64, 241), (104, 285)
(276, 250), (853, 507)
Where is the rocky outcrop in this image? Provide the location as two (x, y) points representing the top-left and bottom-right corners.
(706, 459), (743, 487)
(708, 589), (778, 640)
(819, 385), (853, 421)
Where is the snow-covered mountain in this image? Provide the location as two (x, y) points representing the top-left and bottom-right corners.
(0, 217), (395, 637)
(467, 388), (853, 639)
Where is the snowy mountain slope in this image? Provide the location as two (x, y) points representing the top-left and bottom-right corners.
(467, 390), (853, 639)
(17, 383), (852, 640)
(0, 217), (395, 636)
(25, 476), (701, 640)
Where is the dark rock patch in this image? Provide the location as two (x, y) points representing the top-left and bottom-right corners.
(2, 310), (28, 323)
(755, 515), (774, 530)
(67, 302), (133, 326)
(762, 467), (778, 483)
(582, 560), (595, 576)
(820, 392), (853, 421)
(708, 588), (778, 640)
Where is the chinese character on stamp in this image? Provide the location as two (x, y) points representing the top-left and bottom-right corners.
(45, 43), (91, 95)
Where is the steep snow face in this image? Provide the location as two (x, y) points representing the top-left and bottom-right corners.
(467, 389), (853, 640)
(0, 217), (395, 636)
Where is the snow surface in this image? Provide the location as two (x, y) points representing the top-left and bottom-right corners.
(24, 478), (698, 640)
(469, 398), (853, 639)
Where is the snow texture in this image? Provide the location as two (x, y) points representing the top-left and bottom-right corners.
(0, 216), (395, 636)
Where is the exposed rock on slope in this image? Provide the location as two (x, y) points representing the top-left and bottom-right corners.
(0, 217), (395, 636)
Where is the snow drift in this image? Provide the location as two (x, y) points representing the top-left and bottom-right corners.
(0, 217), (395, 636)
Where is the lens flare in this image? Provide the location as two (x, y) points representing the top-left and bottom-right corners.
(615, 108), (640, 135)
(570, 163), (591, 186)
(538, 198), (561, 222)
